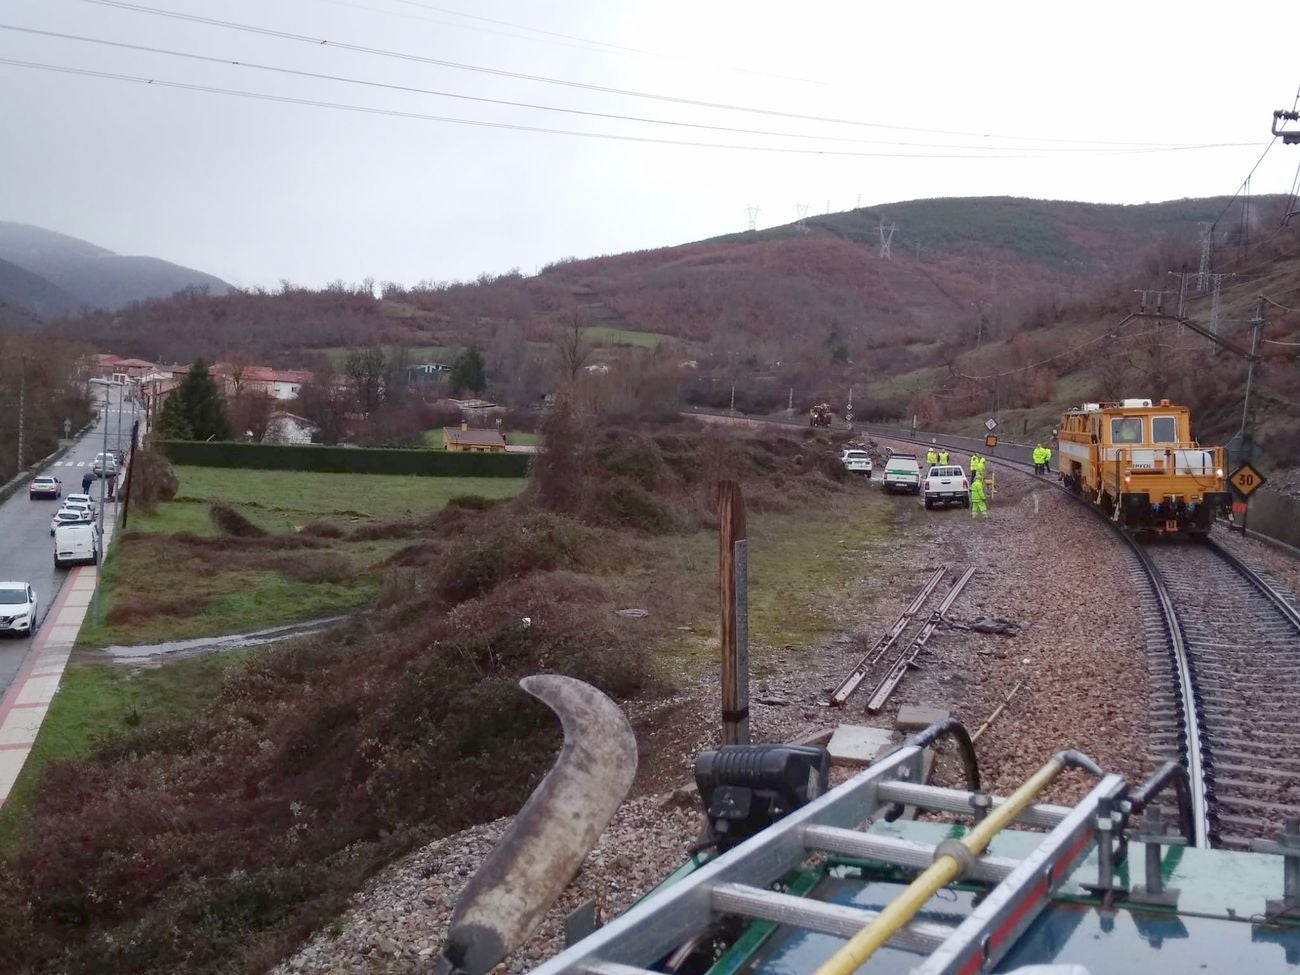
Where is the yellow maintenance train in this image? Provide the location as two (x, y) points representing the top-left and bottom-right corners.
(1056, 398), (1232, 536)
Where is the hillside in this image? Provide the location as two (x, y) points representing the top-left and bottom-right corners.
(0, 255), (83, 320)
(0, 222), (231, 312)
(46, 195), (1263, 362)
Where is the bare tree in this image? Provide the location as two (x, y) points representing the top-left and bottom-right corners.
(230, 390), (278, 442)
(345, 346), (388, 414)
(223, 350), (255, 400)
(552, 315), (593, 399)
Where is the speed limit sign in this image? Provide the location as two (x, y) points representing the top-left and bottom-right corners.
(1229, 463), (1265, 498)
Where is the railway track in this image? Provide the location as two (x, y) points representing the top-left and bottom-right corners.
(825, 426), (1300, 850)
(1141, 538), (1300, 850)
(908, 440), (1300, 850)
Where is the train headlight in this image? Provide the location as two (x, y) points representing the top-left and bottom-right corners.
(1215, 468), (1224, 478)
(1124, 475), (1132, 485)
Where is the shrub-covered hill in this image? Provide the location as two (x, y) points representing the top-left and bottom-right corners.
(0, 418), (852, 975)
(45, 195), (1277, 367)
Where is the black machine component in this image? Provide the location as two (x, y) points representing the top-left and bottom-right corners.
(694, 745), (830, 851)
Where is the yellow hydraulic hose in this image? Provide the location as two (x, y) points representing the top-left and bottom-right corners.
(812, 753), (1074, 975)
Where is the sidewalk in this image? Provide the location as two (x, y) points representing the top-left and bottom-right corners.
(0, 503), (120, 808)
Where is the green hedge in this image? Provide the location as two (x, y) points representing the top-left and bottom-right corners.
(157, 440), (530, 477)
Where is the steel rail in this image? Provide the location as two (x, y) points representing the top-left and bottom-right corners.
(866, 567), (977, 713)
(826, 566), (947, 707)
(1204, 537), (1300, 632)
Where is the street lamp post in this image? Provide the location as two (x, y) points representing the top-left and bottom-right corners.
(89, 378), (123, 626)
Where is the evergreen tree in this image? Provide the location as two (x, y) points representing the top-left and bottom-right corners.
(156, 359), (229, 441)
(449, 345), (487, 395)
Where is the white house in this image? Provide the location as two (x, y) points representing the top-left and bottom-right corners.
(265, 411), (319, 445)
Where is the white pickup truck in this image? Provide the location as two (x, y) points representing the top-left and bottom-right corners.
(923, 465), (970, 509)
(881, 452), (922, 494)
(840, 448), (873, 478)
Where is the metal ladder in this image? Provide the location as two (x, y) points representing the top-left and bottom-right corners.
(529, 739), (1125, 975)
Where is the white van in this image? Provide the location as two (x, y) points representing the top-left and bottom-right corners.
(54, 523), (100, 569)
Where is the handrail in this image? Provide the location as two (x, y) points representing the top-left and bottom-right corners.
(1129, 761), (1195, 844)
(812, 750), (1102, 975)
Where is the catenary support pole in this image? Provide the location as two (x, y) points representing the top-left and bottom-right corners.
(718, 480), (749, 745)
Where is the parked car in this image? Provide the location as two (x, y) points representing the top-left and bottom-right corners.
(60, 499), (94, 522)
(50, 509), (85, 535)
(109, 449), (126, 465)
(28, 475), (61, 500)
(54, 523), (101, 569)
(923, 465), (971, 509)
(881, 452), (922, 495)
(0, 581), (37, 637)
(65, 493), (98, 515)
(93, 452), (118, 476)
(840, 449), (873, 478)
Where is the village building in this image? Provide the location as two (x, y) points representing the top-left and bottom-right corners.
(442, 421), (506, 453)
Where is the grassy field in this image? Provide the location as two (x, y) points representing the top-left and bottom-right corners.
(146, 467), (523, 535)
(581, 326), (667, 349)
(623, 483), (896, 680)
(81, 466), (526, 647)
(0, 653), (246, 848)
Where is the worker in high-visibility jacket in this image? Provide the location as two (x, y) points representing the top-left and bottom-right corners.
(938, 448), (950, 464)
(970, 475), (988, 518)
(969, 453), (984, 478)
(926, 448), (939, 467)
(1043, 444), (1052, 473)
(1032, 444), (1046, 475)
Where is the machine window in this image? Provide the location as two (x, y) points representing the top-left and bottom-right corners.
(1111, 417), (1143, 443)
(1151, 416), (1177, 443)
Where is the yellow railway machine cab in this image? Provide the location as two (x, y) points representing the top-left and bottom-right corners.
(1057, 398), (1231, 536)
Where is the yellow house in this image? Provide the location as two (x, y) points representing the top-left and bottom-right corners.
(443, 421), (507, 453)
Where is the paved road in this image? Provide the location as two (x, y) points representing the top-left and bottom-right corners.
(0, 387), (137, 695)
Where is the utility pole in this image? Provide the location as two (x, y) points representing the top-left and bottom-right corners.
(795, 203), (810, 228)
(787, 387), (793, 415)
(1209, 273), (1228, 335)
(1238, 297), (1267, 461)
(729, 383), (736, 413)
(878, 218), (896, 259)
(1276, 108), (1300, 223)
(1197, 222), (1213, 292)
(1167, 267), (1190, 320)
(16, 357), (25, 473)
(746, 205), (760, 232)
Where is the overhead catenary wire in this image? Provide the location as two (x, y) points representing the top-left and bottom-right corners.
(1, 56), (1134, 160)
(6, 24), (1252, 154)
(1262, 294), (1300, 314)
(319, 0), (831, 88)
(74, 0), (1250, 150)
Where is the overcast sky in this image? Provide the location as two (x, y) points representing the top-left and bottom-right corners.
(2, 0), (1298, 290)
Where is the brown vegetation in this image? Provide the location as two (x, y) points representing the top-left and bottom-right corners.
(123, 447), (177, 515)
(0, 419), (852, 975)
